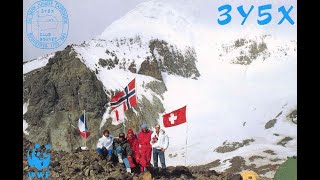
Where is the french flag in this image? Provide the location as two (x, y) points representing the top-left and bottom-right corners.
(78, 114), (90, 138)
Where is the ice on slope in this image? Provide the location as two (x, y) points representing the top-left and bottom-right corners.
(23, 53), (54, 74)
(23, 100), (29, 135)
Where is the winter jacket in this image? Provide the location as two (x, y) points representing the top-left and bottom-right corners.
(127, 134), (141, 159)
(137, 130), (153, 148)
(96, 135), (114, 150)
(150, 129), (169, 150)
(113, 138), (132, 157)
(126, 132), (141, 168)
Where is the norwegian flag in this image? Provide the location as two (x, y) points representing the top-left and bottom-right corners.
(110, 79), (137, 111)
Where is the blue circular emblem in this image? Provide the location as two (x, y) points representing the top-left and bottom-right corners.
(26, 0), (69, 49)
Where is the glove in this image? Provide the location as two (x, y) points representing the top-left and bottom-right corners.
(135, 157), (140, 164)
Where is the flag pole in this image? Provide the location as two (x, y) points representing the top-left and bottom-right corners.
(185, 121), (188, 166)
(123, 120), (126, 133)
(84, 110), (87, 148)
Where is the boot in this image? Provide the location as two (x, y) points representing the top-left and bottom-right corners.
(140, 166), (144, 173)
(99, 154), (105, 160)
(118, 153), (123, 163)
(126, 168), (131, 173)
(106, 156), (112, 164)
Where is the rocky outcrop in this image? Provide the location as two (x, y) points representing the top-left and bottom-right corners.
(138, 57), (163, 81)
(277, 137), (293, 147)
(23, 45), (108, 125)
(128, 61), (137, 73)
(23, 138), (275, 180)
(287, 109), (297, 124)
(23, 139), (251, 180)
(219, 35), (272, 65)
(214, 139), (255, 153)
(98, 58), (118, 70)
(265, 119), (277, 129)
(145, 80), (167, 98)
(149, 39), (200, 79)
(23, 46), (109, 151)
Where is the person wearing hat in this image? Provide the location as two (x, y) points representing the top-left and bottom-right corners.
(96, 129), (114, 162)
(113, 132), (133, 173)
(150, 124), (169, 172)
(126, 128), (141, 171)
(137, 123), (153, 172)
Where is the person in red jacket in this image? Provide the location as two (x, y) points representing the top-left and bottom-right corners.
(137, 123), (153, 172)
(126, 128), (141, 170)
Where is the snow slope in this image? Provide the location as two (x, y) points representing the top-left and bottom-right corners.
(99, 0), (199, 49)
(159, 26), (296, 178)
(23, 53), (54, 74)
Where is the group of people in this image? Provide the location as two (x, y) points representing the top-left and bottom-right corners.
(96, 123), (169, 174)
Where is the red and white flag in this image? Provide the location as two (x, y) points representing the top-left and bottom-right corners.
(110, 79), (137, 111)
(163, 106), (187, 128)
(111, 105), (127, 125)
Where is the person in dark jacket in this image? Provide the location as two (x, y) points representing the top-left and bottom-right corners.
(114, 132), (133, 173)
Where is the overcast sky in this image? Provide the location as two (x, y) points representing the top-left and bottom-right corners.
(23, 0), (149, 61)
(23, 0), (296, 61)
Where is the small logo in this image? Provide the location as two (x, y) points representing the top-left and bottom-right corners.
(27, 144), (51, 179)
(26, 0), (69, 49)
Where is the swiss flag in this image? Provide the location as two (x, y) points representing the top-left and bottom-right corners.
(163, 106), (187, 128)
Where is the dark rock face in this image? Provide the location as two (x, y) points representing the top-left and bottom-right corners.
(169, 166), (194, 178)
(101, 49), (120, 70)
(145, 80), (167, 98)
(139, 39), (201, 81)
(128, 61), (137, 73)
(287, 109), (297, 124)
(149, 39), (200, 79)
(138, 57), (163, 81)
(23, 46), (108, 151)
(24, 46), (108, 126)
(214, 139), (255, 153)
(265, 119), (277, 129)
(277, 137), (293, 147)
(99, 58), (117, 70)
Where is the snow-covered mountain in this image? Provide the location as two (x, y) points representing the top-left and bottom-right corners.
(23, 0), (296, 178)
